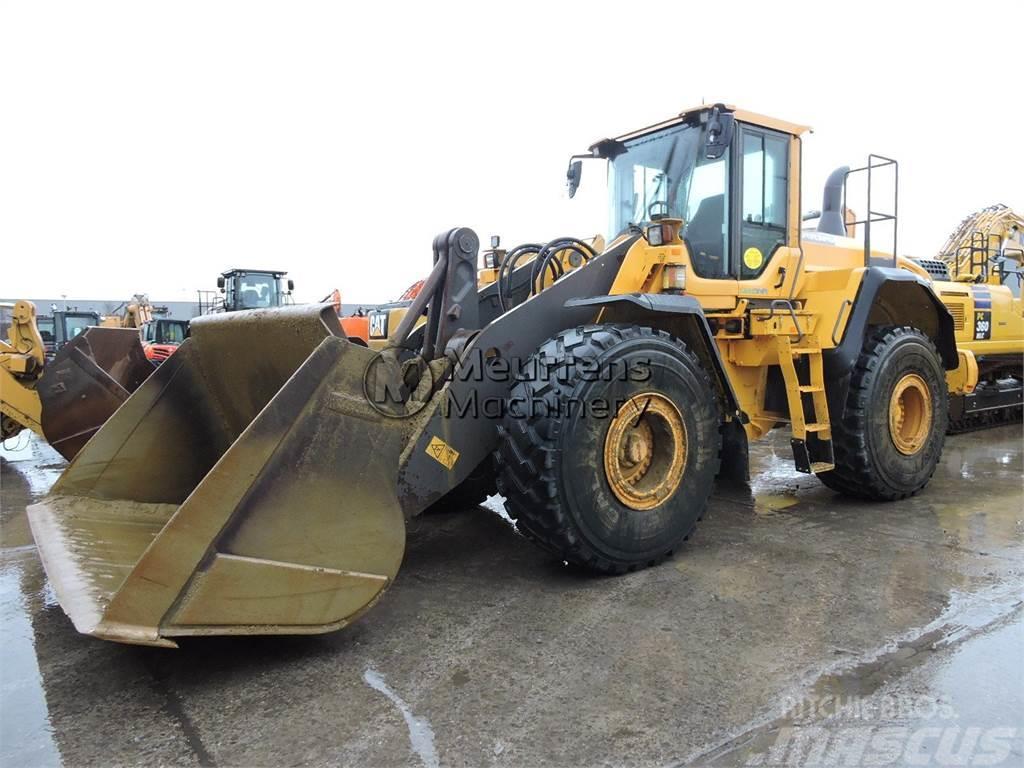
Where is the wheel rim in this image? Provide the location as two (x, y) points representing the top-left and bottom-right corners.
(603, 392), (687, 510)
(888, 373), (933, 455)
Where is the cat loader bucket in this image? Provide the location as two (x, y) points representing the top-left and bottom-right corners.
(26, 305), (408, 647)
(38, 326), (155, 460)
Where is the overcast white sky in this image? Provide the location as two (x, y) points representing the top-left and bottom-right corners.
(2, 1), (1021, 304)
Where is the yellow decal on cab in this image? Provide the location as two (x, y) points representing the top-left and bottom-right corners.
(425, 435), (460, 470)
(743, 247), (764, 270)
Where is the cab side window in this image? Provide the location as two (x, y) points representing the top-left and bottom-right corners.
(740, 131), (788, 279)
(681, 154), (730, 278)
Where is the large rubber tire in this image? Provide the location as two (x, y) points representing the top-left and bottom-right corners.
(494, 325), (721, 574)
(818, 325), (948, 500)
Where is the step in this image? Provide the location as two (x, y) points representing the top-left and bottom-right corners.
(798, 385), (824, 393)
(804, 424), (831, 433)
(810, 461), (835, 473)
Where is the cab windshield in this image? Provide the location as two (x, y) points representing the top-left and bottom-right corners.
(232, 274), (279, 309)
(64, 314), (94, 339)
(151, 320), (188, 343)
(607, 122), (730, 277)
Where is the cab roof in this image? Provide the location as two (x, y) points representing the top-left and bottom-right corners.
(611, 103), (812, 144)
(220, 268), (288, 277)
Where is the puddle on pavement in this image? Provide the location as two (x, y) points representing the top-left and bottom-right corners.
(0, 563), (61, 766)
(687, 580), (1024, 766)
(1, 437), (63, 766)
(1, 437), (64, 501)
(752, 494), (800, 516)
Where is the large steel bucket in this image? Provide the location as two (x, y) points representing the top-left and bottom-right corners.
(38, 326), (154, 460)
(27, 305), (408, 647)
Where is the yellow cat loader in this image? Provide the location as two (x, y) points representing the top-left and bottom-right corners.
(29, 104), (976, 647)
(1, 300), (154, 459)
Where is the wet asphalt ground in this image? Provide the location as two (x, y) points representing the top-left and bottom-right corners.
(0, 426), (1021, 767)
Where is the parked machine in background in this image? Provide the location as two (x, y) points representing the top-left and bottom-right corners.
(361, 279), (425, 349)
(1, 301), (46, 443)
(198, 268), (294, 314)
(100, 295), (191, 365)
(36, 309), (102, 359)
(141, 317), (190, 364)
(1, 300), (153, 458)
(917, 205), (1023, 431)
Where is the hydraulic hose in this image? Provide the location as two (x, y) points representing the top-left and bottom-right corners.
(498, 243), (542, 312)
(530, 237), (596, 296)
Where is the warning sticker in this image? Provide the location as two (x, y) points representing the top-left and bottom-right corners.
(743, 247), (764, 270)
(425, 435), (460, 470)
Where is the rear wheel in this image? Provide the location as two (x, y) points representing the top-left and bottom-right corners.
(494, 324), (721, 574)
(818, 325), (948, 500)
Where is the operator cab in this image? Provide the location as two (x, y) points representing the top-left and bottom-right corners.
(568, 103), (809, 295)
(141, 318), (190, 344)
(38, 310), (103, 356)
(216, 269), (294, 312)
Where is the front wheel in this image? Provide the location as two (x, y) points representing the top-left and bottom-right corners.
(818, 325), (948, 500)
(494, 324), (721, 574)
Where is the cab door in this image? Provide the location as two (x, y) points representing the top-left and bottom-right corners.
(678, 143), (739, 309)
(731, 124), (797, 296)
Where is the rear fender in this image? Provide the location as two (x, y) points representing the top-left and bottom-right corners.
(824, 267), (958, 419)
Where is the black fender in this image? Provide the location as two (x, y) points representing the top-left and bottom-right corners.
(823, 266), (958, 420)
(564, 293), (742, 419)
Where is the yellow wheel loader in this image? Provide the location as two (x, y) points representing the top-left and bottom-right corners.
(1, 300), (154, 459)
(29, 104), (976, 647)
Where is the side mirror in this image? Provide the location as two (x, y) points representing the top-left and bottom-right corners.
(566, 160), (583, 199)
(216, 276), (225, 289)
(287, 279), (295, 292)
(704, 105), (735, 160)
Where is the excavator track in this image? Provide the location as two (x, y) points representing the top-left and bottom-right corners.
(948, 405), (1023, 434)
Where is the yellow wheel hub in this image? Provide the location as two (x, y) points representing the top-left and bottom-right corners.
(888, 373), (933, 455)
(603, 393), (687, 510)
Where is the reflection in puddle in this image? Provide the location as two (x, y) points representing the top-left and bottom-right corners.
(753, 494), (800, 516)
(0, 437), (64, 500)
(1, 436), (63, 766)
(0, 564), (60, 767)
